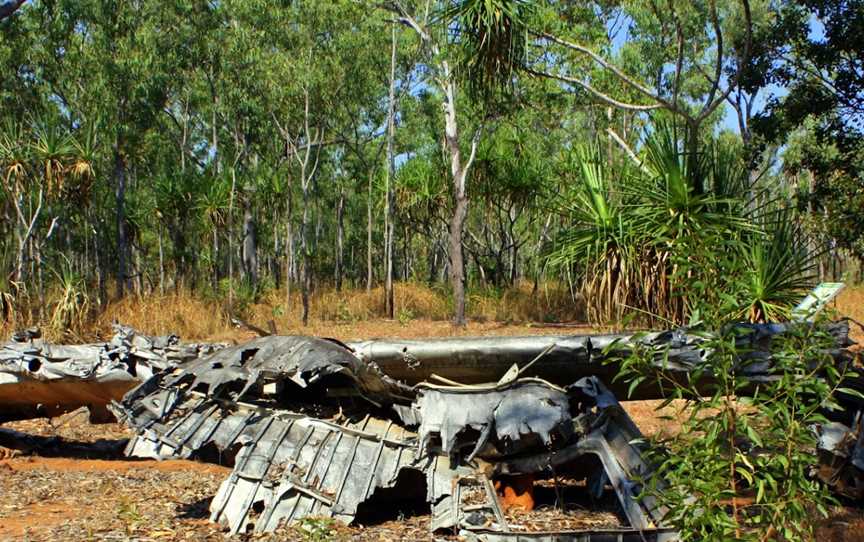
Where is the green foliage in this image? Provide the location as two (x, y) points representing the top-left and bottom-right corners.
(617, 319), (849, 541)
(734, 210), (817, 323)
(398, 306), (415, 325)
(440, 0), (532, 100)
(548, 125), (773, 326)
(48, 257), (91, 340)
(291, 517), (336, 542)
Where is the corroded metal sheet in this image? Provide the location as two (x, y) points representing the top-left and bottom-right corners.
(106, 324), (858, 539)
(113, 333), (680, 538)
(0, 325), (220, 422)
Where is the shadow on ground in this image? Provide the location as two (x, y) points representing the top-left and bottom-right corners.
(0, 427), (128, 459)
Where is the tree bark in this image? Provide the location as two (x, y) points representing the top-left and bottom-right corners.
(0, 0), (26, 21)
(158, 223), (165, 295)
(440, 61), (479, 327)
(389, 7), (482, 327)
(367, 174), (373, 293)
(242, 196), (258, 288)
(113, 148), (131, 299)
(301, 181), (310, 326)
(384, 24), (397, 318)
(335, 188), (345, 292)
(228, 166), (236, 306)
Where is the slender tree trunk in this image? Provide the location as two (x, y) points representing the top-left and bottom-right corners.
(403, 224), (410, 281)
(35, 236), (44, 319)
(384, 24), (397, 318)
(211, 224), (219, 291)
(113, 148), (130, 299)
(228, 167), (236, 306)
(286, 216), (293, 307)
(301, 180), (310, 326)
(158, 224), (165, 295)
(428, 232), (439, 284)
(394, 10), (483, 326)
(335, 188), (345, 292)
(440, 61), (479, 327)
(367, 174), (373, 292)
(284, 153), (294, 308)
(242, 197), (258, 288)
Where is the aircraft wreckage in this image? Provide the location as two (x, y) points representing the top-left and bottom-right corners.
(2, 322), (863, 539)
(0, 325), (222, 423)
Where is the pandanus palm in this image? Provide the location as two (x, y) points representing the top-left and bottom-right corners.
(552, 121), (817, 326)
(736, 208), (817, 323)
(31, 118), (75, 197)
(0, 120), (28, 192)
(548, 144), (639, 324)
(439, 0), (532, 98)
(629, 125), (752, 321)
(196, 174), (232, 289)
(68, 123), (99, 206)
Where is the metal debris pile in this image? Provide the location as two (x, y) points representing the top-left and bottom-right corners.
(0, 325), (222, 423)
(2, 320), (861, 540)
(111, 335), (678, 540)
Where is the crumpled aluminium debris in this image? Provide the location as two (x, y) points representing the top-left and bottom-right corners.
(424, 376), (675, 540)
(0, 325), (221, 422)
(350, 322), (854, 395)
(114, 336), (422, 534)
(815, 390), (864, 500)
(114, 334), (679, 540)
(414, 378), (574, 461)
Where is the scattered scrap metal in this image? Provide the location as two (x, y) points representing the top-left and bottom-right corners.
(0, 325), (222, 423)
(4, 321), (861, 539)
(112, 334), (679, 540)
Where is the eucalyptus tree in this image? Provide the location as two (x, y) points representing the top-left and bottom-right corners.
(43, 0), (188, 298)
(383, 1), (485, 327)
(261, 0), (389, 324)
(445, 0), (754, 194)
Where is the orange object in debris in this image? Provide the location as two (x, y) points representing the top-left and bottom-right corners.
(494, 474), (535, 511)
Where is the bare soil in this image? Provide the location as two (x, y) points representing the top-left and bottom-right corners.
(2, 298), (864, 541)
(4, 405), (861, 541)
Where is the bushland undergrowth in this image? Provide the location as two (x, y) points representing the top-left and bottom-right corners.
(0, 280), (584, 342)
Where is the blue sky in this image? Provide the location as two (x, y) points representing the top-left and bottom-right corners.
(605, 10), (827, 135)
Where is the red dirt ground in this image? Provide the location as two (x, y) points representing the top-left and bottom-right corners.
(3, 299), (864, 540)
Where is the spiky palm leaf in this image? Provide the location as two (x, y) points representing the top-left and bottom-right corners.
(67, 122), (99, 205)
(440, 0), (532, 98)
(0, 120), (29, 193)
(736, 209), (817, 323)
(31, 118), (74, 197)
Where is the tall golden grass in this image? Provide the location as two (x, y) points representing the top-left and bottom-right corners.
(0, 281), (585, 342)
(3, 281), (861, 344)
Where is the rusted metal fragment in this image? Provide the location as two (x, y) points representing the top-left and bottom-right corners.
(0, 325), (220, 422)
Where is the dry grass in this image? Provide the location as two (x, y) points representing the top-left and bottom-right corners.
(92, 292), (233, 341)
(13, 281), (585, 343)
(2, 282), (863, 541)
(834, 284), (864, 344)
